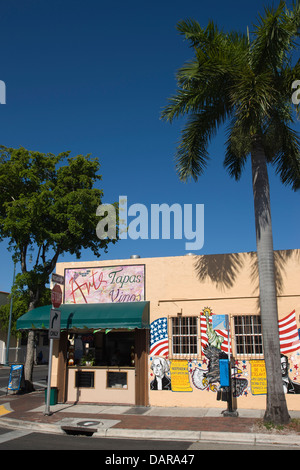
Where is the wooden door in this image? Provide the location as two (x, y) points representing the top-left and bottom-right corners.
(134, 329), (149, 406)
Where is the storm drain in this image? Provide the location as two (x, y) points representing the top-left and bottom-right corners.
(60, 418), (120, 437)
(61, 420), (101, 436)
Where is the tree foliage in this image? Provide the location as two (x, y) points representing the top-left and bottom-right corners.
(0, 146), (117, 389)
(0, 281), (51, 337)
(161, 1), (300, 188)
(0, 146), (116, 309)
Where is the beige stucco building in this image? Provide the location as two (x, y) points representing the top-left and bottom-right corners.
(17, 249), (300, 411)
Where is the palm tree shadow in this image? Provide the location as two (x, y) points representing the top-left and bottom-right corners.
(193, 250), (300, 303)
(193, 252), (246, 291)
(249, 249), (300, 308)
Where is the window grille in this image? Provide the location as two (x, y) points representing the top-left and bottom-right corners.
(171, 316), (198, 357)
(233, 315), (263, 357)
(75, 371), (95, 388)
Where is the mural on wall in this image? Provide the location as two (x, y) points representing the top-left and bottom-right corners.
(200, 308), (231, 354)
(250, 360), (267, 395)
(64, 265), (145, 304)
(149, 308), (300, 396)
(190, 356), (248, 397)
(150, 317), (193, 392)
(281, 354), (300, 394)
(190, 346), (226, 393)
(170, 360), (193, 392)
(193, 307), (248, 397)
(149, 318), (169, 358)
(150, 357), (171, 390)
(278, 310), (300, 355)
(278, 310), (300, 394)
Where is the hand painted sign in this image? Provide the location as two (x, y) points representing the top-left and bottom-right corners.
(64, 265), (145, 304)
(170, 360), (193, 392)
(250, 360), (267, 395)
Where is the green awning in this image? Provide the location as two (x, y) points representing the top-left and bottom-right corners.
(16, 301), (150, 331)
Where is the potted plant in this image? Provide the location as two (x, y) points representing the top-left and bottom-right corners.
(81, 352), (95, 366)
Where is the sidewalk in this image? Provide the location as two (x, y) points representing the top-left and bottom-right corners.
(0, 390), (300, 447)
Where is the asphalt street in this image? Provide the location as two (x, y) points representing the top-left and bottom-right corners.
(0, 426), (298, 451)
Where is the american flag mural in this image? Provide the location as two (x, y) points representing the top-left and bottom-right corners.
(200, 314), (232, 355)
(150, 317), (169, 358)
(279, 310), (300, 354)
(149, 310), (299, 359)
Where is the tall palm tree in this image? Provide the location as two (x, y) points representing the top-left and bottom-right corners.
(161, 1), (300, 425)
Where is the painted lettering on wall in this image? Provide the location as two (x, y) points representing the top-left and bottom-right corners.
(170, 360), (193, 392)
(64, 265), (145, 304)
(250, 360), (267, 395)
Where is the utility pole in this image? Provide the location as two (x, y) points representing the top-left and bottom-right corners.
(5, 262), (16, 366)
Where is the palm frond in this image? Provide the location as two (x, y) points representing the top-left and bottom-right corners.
(251, 0), (299, 72)
(176, 18), (223, 50)
(175, 100), (230, 181)
(162, 2), (300, 191)
(231, 68), (278, 133)
(161, 25), (247, 124)
(224, 117), (251, 180)
(265, 118), (300, 190)
(175, 116), (210, 182)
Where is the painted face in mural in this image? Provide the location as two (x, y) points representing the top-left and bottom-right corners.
(281, 355), (289, 377)
(150, 357), (172, 391)
(152, 358), (165, 378)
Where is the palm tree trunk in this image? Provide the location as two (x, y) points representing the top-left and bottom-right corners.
(24, 329), (35, 392)
(24, 297), (38, 393)
(251, 135), (290, 425)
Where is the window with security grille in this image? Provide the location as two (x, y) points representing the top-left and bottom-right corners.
(75, 371), (95, 388)
(233, 315), (263, 357)
(171, 316), (198, 357)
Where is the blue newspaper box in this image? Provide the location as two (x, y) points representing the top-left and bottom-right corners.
(219, 359), (230, 387)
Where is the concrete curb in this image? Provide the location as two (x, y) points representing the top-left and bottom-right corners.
(0, 416), (300, 447)
(0, 417), (65, 435)
(199, 430), (300, 447)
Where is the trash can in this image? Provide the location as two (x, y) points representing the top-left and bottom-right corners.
(45, 387), (58, 405)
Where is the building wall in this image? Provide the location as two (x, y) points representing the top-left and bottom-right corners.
(55, 249), (300, 410)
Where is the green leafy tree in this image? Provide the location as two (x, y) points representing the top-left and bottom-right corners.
(161, 1), (300, 424)
(0, 146), (117, 390)
(0, 281), (50, 352)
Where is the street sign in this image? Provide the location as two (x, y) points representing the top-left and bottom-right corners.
(51, 283), (62, 308)
(49, 308), (61, 339)
(51, 273), (64, 285)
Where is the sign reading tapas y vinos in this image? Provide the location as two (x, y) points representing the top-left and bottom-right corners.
(64, 265), (145, 304)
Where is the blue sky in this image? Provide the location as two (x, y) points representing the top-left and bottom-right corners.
(0, 0), (299, 293)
